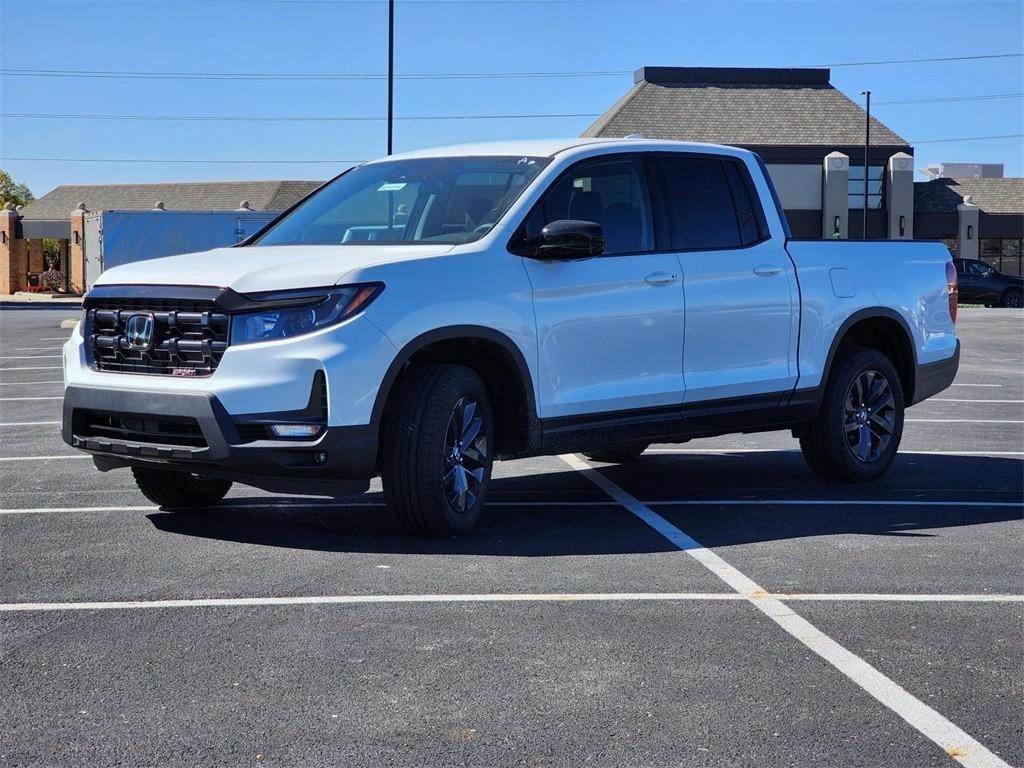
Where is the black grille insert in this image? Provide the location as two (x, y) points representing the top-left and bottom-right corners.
(73, 409), (208, 448)
(84, 297), (229, 376)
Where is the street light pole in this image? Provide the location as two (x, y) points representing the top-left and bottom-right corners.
(861, 90), (871, 240)
(387, 0), (394, 155)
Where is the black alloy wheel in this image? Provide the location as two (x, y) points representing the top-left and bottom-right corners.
(843, 369), (897, 463)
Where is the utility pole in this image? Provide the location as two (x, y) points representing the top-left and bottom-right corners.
(387, 0), (395, 155)
(861, 90), (871, 240)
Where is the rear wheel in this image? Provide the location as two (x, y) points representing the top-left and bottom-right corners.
(1000, 288), (1022, 308)
(584, 443), (649, 464)
(800, 347), (904, 482)
(382, 364), (493, 536)
(131, 467), (232, 508)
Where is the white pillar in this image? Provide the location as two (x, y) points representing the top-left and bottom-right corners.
(886, 152), (914, 240)
(957, 195), (980, 259)
(822, 152), (849, 239)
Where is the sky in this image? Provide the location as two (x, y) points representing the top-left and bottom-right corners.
(1, 0), (1021, 198)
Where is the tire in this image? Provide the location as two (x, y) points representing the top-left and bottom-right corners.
(131, 466), (232, 508)
(381, 364), (494, 536)
(800, 346), (904, 482)
(1000, 289), (1022, 308)
(584, 443), (649, 463)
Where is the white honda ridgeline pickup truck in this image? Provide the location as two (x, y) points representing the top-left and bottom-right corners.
(62, 138), (960, 535)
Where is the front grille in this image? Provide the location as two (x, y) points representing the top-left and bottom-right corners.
(73, 409), (208, 448)
(84, 297), (230, 376)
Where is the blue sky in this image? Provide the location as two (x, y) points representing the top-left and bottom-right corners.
(1, 0), (1021, 197)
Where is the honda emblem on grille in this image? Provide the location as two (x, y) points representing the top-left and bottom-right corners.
(125, 314), (155, 351)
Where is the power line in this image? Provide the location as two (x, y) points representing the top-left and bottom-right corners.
(1, 53), (1020, 82)
(0, 156), (364, 165)
(0, 68), (630, 81)
(811, 52), (1023, 68)
(4, 92), (1020, 124)
(0, 111), (602, 122)
(3, 133), (1020, 166)
(913, 132), (1024, 143)
(875, 92), (1023, 106)
(187, 0), (649, 4)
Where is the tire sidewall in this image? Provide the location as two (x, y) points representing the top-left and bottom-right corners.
(383, 364), (495, 536)
(819, 348), (905, 480)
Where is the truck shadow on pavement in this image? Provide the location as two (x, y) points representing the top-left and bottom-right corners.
(146, 451), (1023, 556)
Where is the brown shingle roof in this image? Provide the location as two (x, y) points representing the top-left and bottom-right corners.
(19, 180), (323, 220)
(583, 67), (908, 148)
(915, 178), (1024, 214)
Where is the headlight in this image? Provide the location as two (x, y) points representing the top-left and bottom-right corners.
(230, 283), (383, 346)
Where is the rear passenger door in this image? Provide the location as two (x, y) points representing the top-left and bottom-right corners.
(514, 156), (685, 418)
(648, 153), (799, 403)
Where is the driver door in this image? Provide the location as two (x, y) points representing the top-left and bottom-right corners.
(515, 156), (685, 419)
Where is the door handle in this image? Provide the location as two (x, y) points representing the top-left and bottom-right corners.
(753, 264), (783, 277)
(645, 271), (679, 286)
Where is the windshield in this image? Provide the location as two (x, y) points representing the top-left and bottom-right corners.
(253, 155), (550, 247)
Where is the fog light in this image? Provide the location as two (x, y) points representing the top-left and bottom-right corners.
(269, 423), (322, 438)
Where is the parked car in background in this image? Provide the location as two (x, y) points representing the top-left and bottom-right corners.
(63, 138), (960, 536)
(953, 258), (1023, 307)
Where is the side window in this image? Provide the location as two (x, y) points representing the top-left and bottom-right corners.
(967, 260), (989, 277)
(519, 157), (654, 255)
(722, 160), (764, 245)
(657, 156), (743, 250)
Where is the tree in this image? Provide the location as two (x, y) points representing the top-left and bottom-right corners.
(0, 169), (34, 208)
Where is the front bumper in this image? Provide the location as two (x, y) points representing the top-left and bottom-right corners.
(62, 385), (377, 495)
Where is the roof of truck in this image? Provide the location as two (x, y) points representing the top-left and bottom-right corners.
(372, 137), (748, 162)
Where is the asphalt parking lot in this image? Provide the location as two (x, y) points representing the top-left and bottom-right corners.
(1, 306), (1021, 768)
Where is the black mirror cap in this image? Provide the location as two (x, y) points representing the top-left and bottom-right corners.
(536, 219), (605, 259)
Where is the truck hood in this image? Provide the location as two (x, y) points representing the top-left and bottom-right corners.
(93, 244), (456, 293)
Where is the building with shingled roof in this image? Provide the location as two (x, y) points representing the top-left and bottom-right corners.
(584, 66), (916, 240)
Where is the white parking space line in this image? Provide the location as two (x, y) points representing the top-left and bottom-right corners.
(11, 347), (63, 351)
(560, 453), (1012, 768)
(0, 366), (62, 371)
(643, 499), (1024, 508)
(0, 396), (63, 401)
(0, 421), (60, 427)
(0, 381), (63, 386)
(951, 383), (1003, 388)
(0, 455), (89, 462)
(2, 592), (1022, 614)
(646, 448), (1024, 456)
(932, 398), (1024, 403)
(37, 337), (71, 341)
(0, 356), (62, 360)
(906, 419), (1024, 424)
(4, 498), (1021, 515)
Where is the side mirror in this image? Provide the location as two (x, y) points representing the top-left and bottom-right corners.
(535, 220), (605, 260)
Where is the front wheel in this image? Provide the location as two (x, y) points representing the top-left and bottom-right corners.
(800, 347), (904, 482)
(131, 467), (232, 508)
(382, 364), (493, 536)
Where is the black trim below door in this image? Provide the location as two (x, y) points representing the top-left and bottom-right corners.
(538, 390), (821, 455)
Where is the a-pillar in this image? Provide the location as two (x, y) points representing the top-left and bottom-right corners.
(822, 151), (849, 239)
(69, 203), (87, 294)
(886, 152), (914, 239)
(957, 195), (980, 260)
